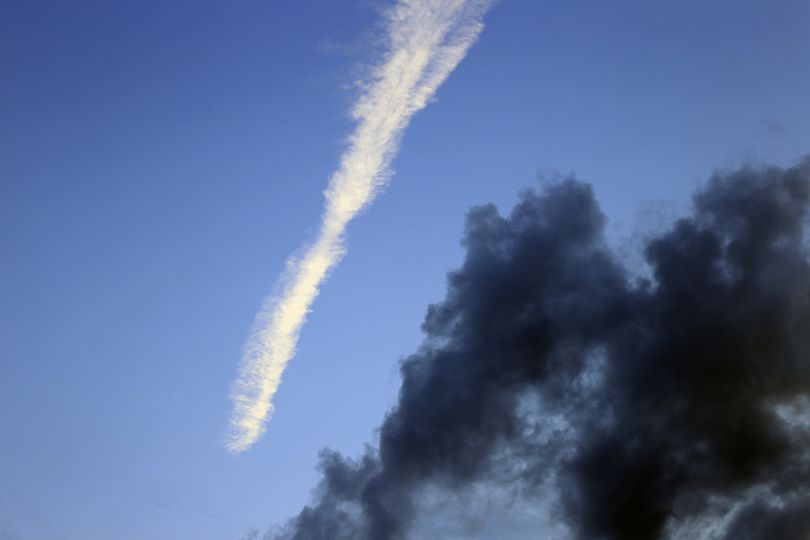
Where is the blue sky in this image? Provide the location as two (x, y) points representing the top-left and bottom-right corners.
(2, 1), (809, 539)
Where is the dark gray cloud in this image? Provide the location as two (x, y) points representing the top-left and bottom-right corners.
(765, 119), (787, 138)
(274, 157), (810, 540)
(721, 497), (810, 540)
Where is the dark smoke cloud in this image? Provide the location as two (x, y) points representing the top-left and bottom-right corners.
(275, 158), (810, 540)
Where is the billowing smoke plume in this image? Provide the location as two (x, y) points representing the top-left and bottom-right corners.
(273, 158), (810, 540)
(227, 0), (493, 453)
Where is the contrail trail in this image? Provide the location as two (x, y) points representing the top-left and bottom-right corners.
(226, 0), (493, 454)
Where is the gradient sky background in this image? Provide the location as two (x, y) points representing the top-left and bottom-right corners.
(2, 1), (810, 539)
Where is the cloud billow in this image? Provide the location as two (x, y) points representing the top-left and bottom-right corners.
(275, 157), (810, 540)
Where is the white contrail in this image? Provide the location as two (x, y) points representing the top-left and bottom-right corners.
(226, 0), (493, 454)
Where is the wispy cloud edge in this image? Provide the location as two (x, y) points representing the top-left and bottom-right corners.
(226, 0), (493, 454)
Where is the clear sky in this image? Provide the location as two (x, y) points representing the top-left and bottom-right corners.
(1, 1), (809, 539)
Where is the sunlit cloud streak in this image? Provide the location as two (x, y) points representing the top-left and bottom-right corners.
(226, 0), (493, 454)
